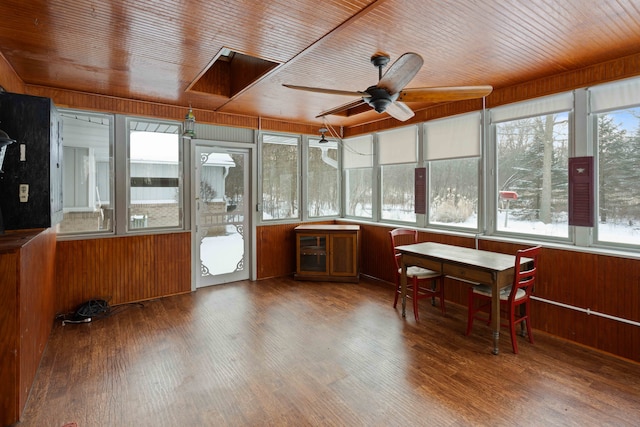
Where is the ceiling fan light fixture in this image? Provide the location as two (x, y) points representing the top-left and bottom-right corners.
(318, 127), (328, 143)
(363, 85), (397, 113)
(369, 97), (391, 113)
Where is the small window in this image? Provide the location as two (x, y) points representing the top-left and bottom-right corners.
(425, 113), (481, 229)
(260, 134), (300, 221)
(343, 135), (373, 218)
(128, 119), (182, 231)
(307, 137), (339, 218)
(594, 109), (640, 246)
(591, 78), (640, 247)
(379, 126), (418, 223)
(58, 111), (114, 235)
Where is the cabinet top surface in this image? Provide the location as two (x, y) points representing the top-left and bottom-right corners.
(0, 229), (45, 253)
(294, 224), (360, 232)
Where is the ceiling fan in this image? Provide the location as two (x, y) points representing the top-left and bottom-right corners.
(283, 52), (493, 122)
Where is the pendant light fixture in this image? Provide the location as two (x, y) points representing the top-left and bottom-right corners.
(183, 106), (196, 139)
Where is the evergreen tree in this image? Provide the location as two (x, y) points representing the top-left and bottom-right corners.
(597, 114), (629, 223)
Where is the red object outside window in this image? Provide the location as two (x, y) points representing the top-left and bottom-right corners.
(499, 190), (518, 200)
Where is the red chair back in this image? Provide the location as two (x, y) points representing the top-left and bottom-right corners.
(389, 228), (418, 268)
(389, 229), (418, 270)
(509, 245), (541, 303)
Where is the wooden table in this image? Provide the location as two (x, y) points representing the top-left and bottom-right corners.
(396, 242), (528, 355)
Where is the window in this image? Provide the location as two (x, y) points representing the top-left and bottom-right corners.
(58, 111), (113, 234)
(492, 93), (572, 238)
(261, 134), (299, 220)
(343, 135), (373, 218)
(425, 113), (481, 229)
(307, 137), (339, 218)
(590, 78), (640, 247)
(128, 119), (182, 230)
(379, 126), (418, 223)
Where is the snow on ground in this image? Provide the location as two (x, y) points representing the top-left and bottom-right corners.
(200, 225), (244, 276)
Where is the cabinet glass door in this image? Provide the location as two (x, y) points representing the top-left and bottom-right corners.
(298, 234), (327, 273)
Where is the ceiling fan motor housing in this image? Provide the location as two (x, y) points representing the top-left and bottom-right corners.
(364, 86), (398, 113)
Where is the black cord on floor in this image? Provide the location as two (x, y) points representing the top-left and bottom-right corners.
(57, 300), (145, 325)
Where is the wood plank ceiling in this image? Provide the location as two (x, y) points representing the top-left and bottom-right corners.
(1, 0), (640, 131)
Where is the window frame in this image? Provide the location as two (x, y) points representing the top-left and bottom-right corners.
(488, 93), (574, 243)
(304, 135), (341, 220)
(125, 116), (185, 233)
(377, 125), (419, 225)
(589, 77), (640, 251)
(423, 113), (483, 232)
(342, 134), (375, 221)
(57, 109), (115, 236)
(258, 132), (301, 223)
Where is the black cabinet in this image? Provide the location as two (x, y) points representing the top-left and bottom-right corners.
(0, 92), (63, 230)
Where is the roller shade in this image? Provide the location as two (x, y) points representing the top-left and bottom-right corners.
(343, 135), (373, 169)
(425, 112), (481, 160)
(378, 125), (417, 165)
(491, 92), (573, 123)
(590, 77), (640, 113)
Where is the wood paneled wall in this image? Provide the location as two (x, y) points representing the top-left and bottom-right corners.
(256, 221), (640, 363)
(24, 85), (321, 136)
(18, 228), (56, 415)
(0, 52), (25, 93)
(0, 228), (56, 425)
(55, 233), (191, 314)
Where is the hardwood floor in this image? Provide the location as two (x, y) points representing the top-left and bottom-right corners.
(18, 277), (640, 427)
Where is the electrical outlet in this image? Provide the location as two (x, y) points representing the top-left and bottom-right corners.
(19, 184), (29, 202)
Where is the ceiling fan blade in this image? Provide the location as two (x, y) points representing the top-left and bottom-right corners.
(398, 85), (493, 102)
(316, 99), (367, 118)
(385, 101), (415, 122)
(283, 84), (367, 98)
(377, 52), (424, 94)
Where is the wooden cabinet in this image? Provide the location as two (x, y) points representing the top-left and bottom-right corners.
(294, 224), (360, 282)
(0, 228), (56, 426)
(0, 92), (63, 231)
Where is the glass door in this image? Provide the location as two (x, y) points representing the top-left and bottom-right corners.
(194, 145), (250, 287)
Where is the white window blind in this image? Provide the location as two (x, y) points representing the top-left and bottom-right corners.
(491, 92), (573, 123)
(590, 77), (640, 113)
(378, 125), (417, 165)
(425, 112), (481, 160)
(343, 135), (373, 169)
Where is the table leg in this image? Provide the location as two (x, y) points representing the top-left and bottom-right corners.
(400, 257), (407, 318)
(491, 285), (500, 355)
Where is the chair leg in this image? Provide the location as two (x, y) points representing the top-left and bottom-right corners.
(525, 302), (534, 344)
(509, 309), (519, 354)
(430, 280), (436, 307)
(393, 281), (400, 308)
(438, 277), (446, 315)
(465, 287), (474, 336)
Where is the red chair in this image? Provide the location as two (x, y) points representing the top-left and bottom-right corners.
(466, 245), (541, 354)
(389, 228), (445, 321)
